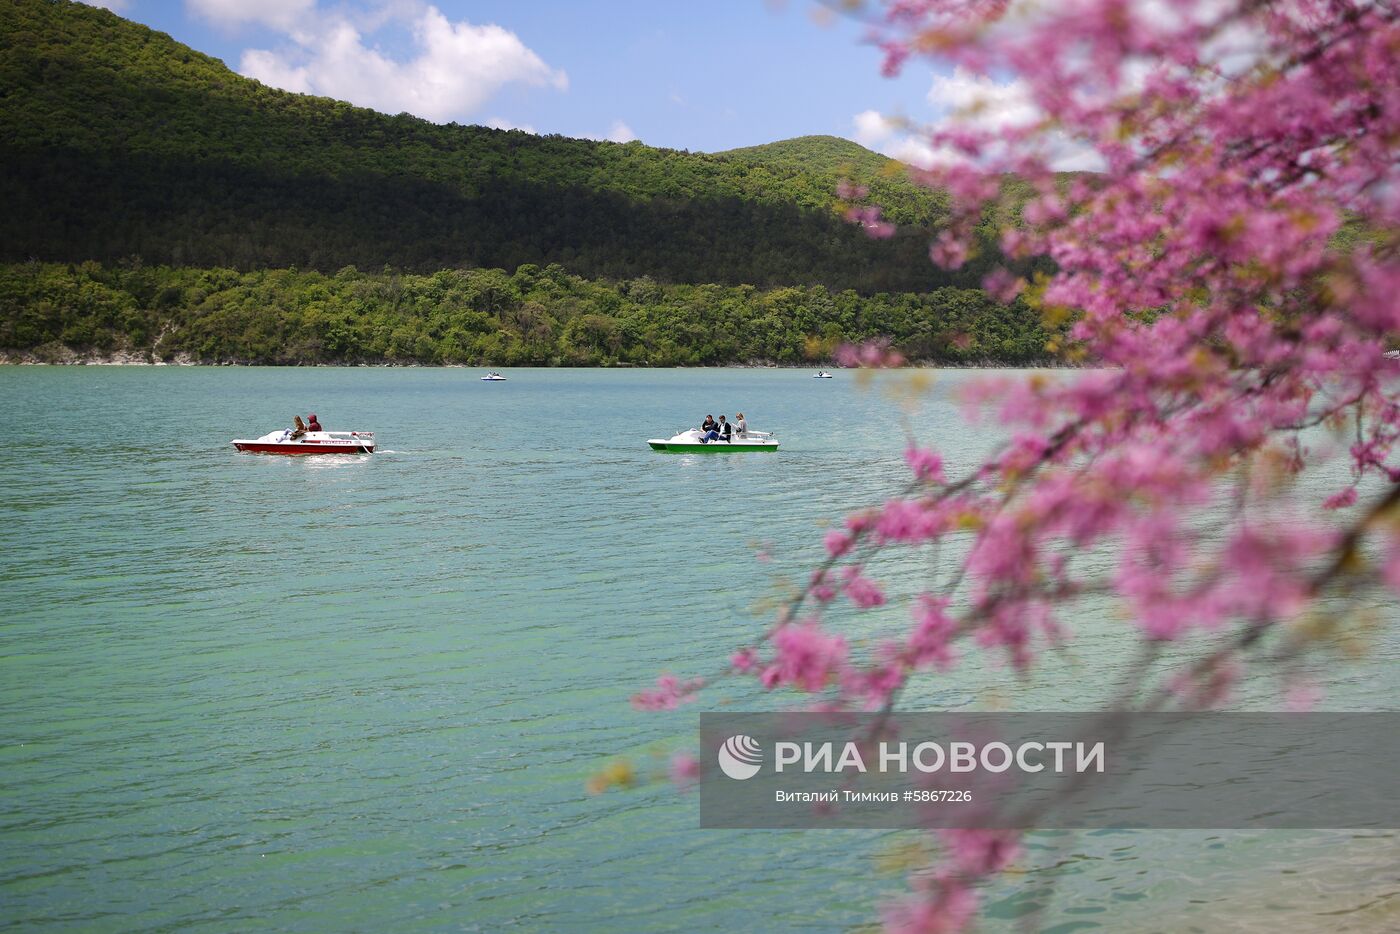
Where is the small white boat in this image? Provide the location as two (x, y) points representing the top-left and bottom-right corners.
(232, 429), (375, 455)
(648, 428), (779, 453)
(813, 371), (834, 379)
(481, 372), (507, 381)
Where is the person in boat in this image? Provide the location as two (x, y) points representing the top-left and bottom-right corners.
(734, 412), (747, 439)
(716, 415), (732, 442)
(700, 414), (720, 442)
(289, 414), (308, 439)
(306, 413), (323, 432)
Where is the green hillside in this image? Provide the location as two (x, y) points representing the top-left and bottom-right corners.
(0, 260), (1060, 366)
(716, 135), (899, 178)
(0, 0), (1067, 367)
(0, 0), (1027, 294)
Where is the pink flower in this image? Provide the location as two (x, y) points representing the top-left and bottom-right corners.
(669, 753), (702, 789)
(825, 529), (855, 558)
(836, 178), (870, 201)
(1284, 682), (1323, 712)
(843, 566), (888, 609)
(1384, 539), (1400, 594)
(908, 595), (959, 671)
(981, 268), (1024, 303)
(905, 446), (946, 483)
(630, 674), (704, 711)
(644, 2), (1400, 929)
(845, 205), (897, 239)
(1323, 487), (1357, 510)
(761, 621), (849, 692)
(882, 882), (978, 934)
(930, 231), (969, 270)
(841, 655), (906, 707)
(730, 647), (759, 673)
(939, 828), (1022, 875)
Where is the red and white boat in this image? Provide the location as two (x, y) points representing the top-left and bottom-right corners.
(231, 429), (375, 455)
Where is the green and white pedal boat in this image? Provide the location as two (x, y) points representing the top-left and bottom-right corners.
(647, 428), (779, 453)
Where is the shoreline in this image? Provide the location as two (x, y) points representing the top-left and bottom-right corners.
(0, 349), (1081, 369)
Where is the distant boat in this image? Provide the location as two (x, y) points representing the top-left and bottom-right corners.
(813, 371), (834, 379)
(481, 372), (507, 381)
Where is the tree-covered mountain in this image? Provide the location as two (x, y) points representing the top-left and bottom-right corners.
(716, 135), (901, 179)
(0, 0), (1068, 367)
(0, 0), (1032, 294)
(0, 260), (1060, 366)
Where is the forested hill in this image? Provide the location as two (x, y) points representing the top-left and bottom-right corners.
(0, 0), (1022, 294)
(716, 136), (899, 177)
(1, 261), (1061, 367)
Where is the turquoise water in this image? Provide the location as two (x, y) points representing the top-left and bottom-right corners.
(1, 366), (1396, 932)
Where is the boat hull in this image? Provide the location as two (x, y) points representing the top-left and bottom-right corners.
(648, 441), (778, 453)
(232, 441), (374, 455)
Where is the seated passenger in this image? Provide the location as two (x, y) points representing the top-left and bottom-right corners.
(734, 413), (747, 438)
(306, 413), (323, 432)
(717, 415), (732, 442)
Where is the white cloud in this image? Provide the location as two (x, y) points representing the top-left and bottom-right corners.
(853, 109), (895, 147)
(225, 2), (567, 124)
(887, 136), (941, 169)
(240, 49), (312, 94)
(188, 0), (316, 31)
(852, 109), (940, 169)
(853, 64), (1104, 172)
(606, 120), (638, 143)
(927, 66), (1039, 133)
(486, 117), (538, 134)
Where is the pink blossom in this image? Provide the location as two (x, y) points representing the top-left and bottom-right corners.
(836, 178), (870, 201)
(841, 654), (906, 708)
(939, 828), (1022, 875)
(907, 595), (959, 671)
(843, 566), (888, 609)
(845, 205), (897, 239)
(1385, 540), (1400, 594)
(644, 3), (1400, 929)
(825, 529), (855, 558)
(929, 231), (968, 270)
(668, 753), (702, 789)
(1323, 488), (1358, 510)
(631, 674), (705, 711)
(1284, 682), (1323, 712)
(761, 621), (849, 693)
(882, 881), (978, 934)
(905, 446), (946, 483)
(835, 340), (906, 369)
(981, 268), (1024, 302)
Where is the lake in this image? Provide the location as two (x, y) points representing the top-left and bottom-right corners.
(2, 366), (1395, 932)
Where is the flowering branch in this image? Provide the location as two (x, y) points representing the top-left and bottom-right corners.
(624, 1), (1400, 929)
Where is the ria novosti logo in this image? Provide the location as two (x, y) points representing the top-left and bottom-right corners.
(717, 735), (763, 780)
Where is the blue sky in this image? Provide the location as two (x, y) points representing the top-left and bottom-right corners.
(81, 0), (968, 154)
